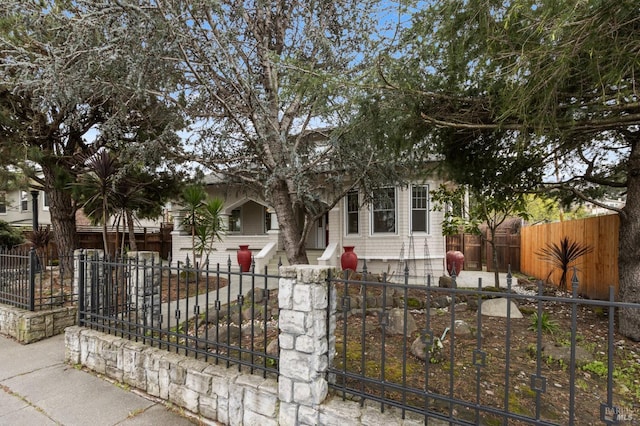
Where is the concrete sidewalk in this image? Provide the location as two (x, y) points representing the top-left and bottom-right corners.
(0, 333), (209, 426)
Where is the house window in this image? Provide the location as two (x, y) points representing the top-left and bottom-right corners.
(264, 207), (272, 232)
(372, 187), (396, 234)
(20, 191), (29, 212)
(229, 208), (241, 232)
(43, 191), (49, 211)
(0, 192), (6, 214)
(411, 185), (430, 233)
(346, 190), (359, 234)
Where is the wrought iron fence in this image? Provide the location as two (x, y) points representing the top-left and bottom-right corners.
(76, 252), (280, 377)
(0, 248), (75, 311)
(327, 267), (640, 425)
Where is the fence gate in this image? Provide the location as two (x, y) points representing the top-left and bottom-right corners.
(445, 234), (483, 271)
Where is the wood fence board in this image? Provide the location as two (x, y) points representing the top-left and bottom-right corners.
(520, 214), (618, 299)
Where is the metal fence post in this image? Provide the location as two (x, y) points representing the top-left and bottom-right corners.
(28, 248), (36, 311)
(78, 250), (85, 325)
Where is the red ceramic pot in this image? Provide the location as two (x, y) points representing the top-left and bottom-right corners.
(446, 250), (464, 276)
(237, 245), (252, 272)
(341, 246), (358, 271)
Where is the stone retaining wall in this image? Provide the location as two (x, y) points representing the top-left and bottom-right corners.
(0, 304), (76, 344)
(65, 265), (431, 425)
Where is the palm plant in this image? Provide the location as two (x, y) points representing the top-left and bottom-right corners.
(536, 237), (593, 291)
(180, 185), (207, 264)
(194, 197), (225, 265)
(77, 150), (118, 255)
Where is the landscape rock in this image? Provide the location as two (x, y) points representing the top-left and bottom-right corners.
(480, 298), (523, 318)
(411, 335), (444, 363)
(431, 295), (451, 308)
(266, 338), (279, 357)
(385, 308), (417, 335)
(453, 319), (475, 339)
(541, 342), (595, 367)
(439, 275), (455, 288)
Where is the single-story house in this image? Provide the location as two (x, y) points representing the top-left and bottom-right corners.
(171, 174), (447, 278)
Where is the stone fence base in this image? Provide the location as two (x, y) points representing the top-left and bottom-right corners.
(64, 265), (433, 425)
(0, 304), (76, 344)
(64, 328), (427, 426)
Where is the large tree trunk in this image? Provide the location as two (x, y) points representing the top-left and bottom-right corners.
(488, 227), (501, 288)
(619, 136), (640, 341)
(270, 179), (309, 264)
(126, 210), (138, 251)
(43, 169), (78, 277)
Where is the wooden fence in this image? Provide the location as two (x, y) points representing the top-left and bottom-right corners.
(520, 214), (618, 300)
(23, 224), (173, 262)
(446, 230), (521, 273)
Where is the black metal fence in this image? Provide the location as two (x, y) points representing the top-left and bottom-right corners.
(76, 252), (280, 377)
(12, 247), (636, 425)
(327, 267), (640, 425)
(0, 248), (75, 311)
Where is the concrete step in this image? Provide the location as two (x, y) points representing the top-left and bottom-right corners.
(265, 250), (323, 273)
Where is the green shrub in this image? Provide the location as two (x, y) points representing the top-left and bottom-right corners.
(0, 220), (24, 248)
(528, 311), (559, 334)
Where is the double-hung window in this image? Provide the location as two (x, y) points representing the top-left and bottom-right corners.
(372, 187), (396, 234)
(346, 190), (359, 235)
(411, 185), (430, 233)
(229, 208), (241, 233)
(43, 191), (50, 211)
(20, 191), (29, 212)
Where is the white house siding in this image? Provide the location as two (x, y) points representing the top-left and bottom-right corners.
(170, 186), (279, 266)
(0, 189), (51, 229)
(171, 178), (447, 276)
(327, 182), (446, 279)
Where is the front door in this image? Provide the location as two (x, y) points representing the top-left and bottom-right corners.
(315, 215), (327, 248)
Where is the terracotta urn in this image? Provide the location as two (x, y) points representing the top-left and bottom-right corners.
(237, 245), (252, 272)
(446, 250), (464, 276)
(341, 246), (358, 271)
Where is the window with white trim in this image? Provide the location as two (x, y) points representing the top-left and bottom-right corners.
(411, 184), (430, 233)
(345, 190), (359, 234)
(229, 208), (241, 232)
(372, 187), (396, 234)
(264, 206), (272, 232)
(20, 191), (28, 212)
(43, 191), (49, 211)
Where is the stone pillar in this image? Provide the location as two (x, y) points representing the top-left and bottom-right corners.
(127, 251), (161, 327)
(74, 249), (104, 313)
(278, 265), (337, 425)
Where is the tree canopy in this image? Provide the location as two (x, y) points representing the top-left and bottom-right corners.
(376, 0), (640, 339)
(100, 0), (427, 264)
(0, 1), (186, 269)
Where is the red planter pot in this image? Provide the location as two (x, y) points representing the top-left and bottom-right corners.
(237, 245), (252, 272)
(341, 246), (358, 271)
(446, 250), (464, 276)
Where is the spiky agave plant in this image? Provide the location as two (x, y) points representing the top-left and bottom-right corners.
(536, 237), (593, 291)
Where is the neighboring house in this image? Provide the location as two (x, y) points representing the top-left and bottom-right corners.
(0, 188), (51, 229)
(1, 185), (167, 233)
(171, 174), (447, 278)
(583, 196), (626, 217)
